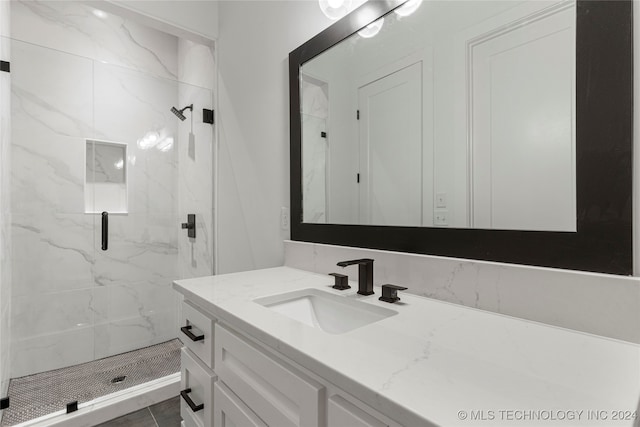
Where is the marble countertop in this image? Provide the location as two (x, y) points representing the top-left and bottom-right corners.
(173, 267), (640, 426)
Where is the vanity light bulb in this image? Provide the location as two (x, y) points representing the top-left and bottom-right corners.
(394, 0), (423, 17)
(318, 0), (352, 20)
(357, 18), (384, 39)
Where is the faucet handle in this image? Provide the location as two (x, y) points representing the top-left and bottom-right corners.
(379, 284), (408, 303)
(329, 273), (350, 290)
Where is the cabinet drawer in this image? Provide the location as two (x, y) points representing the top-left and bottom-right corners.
(214, 382), (268, 427)
(181, 348), (216, 427)
(215, 324), (324, 427)
(180, 300), (215, 369)
(328, 395), (388, 427)
(181, 405), (201, 427)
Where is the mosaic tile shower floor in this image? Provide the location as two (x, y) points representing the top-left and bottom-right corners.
(1, 339), (181, 426)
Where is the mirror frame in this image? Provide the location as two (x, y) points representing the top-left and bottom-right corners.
(289, 0), (633, 275)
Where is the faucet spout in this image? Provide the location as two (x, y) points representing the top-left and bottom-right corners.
(336, 259), (374, 295)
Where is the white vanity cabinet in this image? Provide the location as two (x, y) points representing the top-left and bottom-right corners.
(178, 298), (401, 427)
(179, 300), (218, 427)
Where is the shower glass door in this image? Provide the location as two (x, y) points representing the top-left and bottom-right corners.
(4, 1), (215, 422)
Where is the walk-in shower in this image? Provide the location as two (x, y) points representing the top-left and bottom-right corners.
(0, 1), (215, 425)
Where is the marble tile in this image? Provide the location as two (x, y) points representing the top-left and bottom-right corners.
(11, 326), (94, 378)
(284, 240), (640, 344)
(93, 62), (178, 215)
(92, 214), (178, 288)
(88, 141), (127, 184)
(11, 288), (99, 340)
(0, 299), (10, 397)
(301, 79), (328, 118)
(177, 83), (214, 279)
(0, 0), (11, 397)
(0, 1), (9, 38)
(10, 0), (178, 80)
(11, 40), (92, 215)
(178, 39), (215, 90)
(93, 282), (179, 326)
(94, 310), (177, 359)
(301, 113), (327, 223)
(12, 213), (94, 297)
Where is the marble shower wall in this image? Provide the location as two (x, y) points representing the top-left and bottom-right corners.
(8, 1), (214, 377)
(0, 0), (11, 398)
(177, 38), (215, 282)
(301, 79), (328, 223)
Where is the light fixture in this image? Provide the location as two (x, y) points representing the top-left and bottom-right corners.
(318, 0), (352, 20)
(394, 0), (423, 17)
(357, 18), (384, 39)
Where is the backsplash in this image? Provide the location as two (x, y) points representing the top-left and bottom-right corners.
(285, 240), (640, 344)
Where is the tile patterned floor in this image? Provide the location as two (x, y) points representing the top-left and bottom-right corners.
(95, 396), (181, 427)
(1, 340), (181, 426)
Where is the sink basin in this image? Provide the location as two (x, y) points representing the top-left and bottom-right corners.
(254, 288), (397, 334)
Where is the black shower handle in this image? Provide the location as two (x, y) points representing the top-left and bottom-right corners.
(101, 211), (108, 251)
(180, 388), (204, 412)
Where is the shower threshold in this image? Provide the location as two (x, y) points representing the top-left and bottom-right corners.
(1, 339), (182, 426)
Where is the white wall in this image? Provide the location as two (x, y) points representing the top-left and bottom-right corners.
(216, 1), (335, 273)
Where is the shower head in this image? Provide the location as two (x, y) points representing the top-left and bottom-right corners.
(170, 104), (193, 121)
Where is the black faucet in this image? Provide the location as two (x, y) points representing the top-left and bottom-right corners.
(336, 259), (374, 295)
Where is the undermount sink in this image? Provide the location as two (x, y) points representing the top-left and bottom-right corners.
(254, 288), (397, 334)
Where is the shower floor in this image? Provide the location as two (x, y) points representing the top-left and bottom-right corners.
(1, 339), (181, 426)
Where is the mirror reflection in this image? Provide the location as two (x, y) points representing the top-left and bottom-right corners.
(301, 0), (576, 231)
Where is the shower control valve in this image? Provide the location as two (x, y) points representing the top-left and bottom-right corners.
(181, 214), (196, 239)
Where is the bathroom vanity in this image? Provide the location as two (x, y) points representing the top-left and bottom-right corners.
(174, 267), (640, 427)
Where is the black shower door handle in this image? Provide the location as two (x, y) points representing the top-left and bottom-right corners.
(101, 211), (108, 251)
(180, 388), (204, 412)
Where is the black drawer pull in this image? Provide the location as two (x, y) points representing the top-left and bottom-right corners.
(180, 388), (204, 412)
(181, 325), (204, 342)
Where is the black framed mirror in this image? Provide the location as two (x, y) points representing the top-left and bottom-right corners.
(289, 0), (633, 275)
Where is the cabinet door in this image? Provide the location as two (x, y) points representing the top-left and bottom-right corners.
(328, 395), (388, 427)
(181, 348), (216, 427)
(215, 324), (324, 427)
(214, 382), (268, 427)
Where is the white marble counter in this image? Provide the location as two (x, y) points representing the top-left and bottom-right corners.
(173, 267), (640, 426)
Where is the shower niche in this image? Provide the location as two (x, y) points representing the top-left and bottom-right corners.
(85, 140), (128, 214)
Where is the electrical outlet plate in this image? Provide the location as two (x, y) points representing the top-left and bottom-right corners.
(434, 211), (448, 226)
(436, 192), (447, 208)
(281, 207), (290, 230)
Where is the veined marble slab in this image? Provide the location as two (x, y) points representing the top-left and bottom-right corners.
(174, 266), (640, 427)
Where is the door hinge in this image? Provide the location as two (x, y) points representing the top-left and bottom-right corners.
(357, 173), (360, 183)
(356, 110), (360, 120)
(0, 61), (9, 73)
(321, 131), (327, 138)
